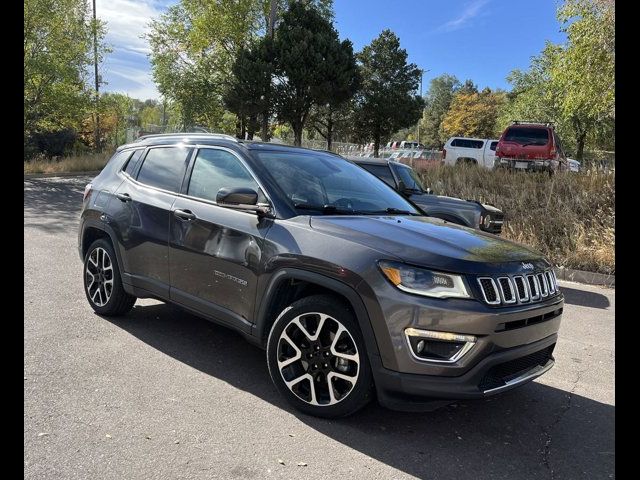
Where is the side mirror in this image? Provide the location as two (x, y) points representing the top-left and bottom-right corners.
(217, 187), (258, 205)
(216, 187), (271, 216)
(397, 180), (411, 196)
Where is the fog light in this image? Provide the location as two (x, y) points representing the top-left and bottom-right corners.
(405, 328), (476, 363)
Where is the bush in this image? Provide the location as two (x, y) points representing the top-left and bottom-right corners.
(418, 164), (615, 274)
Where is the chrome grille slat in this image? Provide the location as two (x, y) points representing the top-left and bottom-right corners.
(477, 277), (501, 305)
(513, 276), (529, 302)
(497, 277), (516, 304)
(477, 269), (559, 306)
(537, 273), (549, 297)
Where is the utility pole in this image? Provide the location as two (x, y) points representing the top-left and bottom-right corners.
(92, 0), (100, 152)
(416, 68), (429, 145)
(260, 0), (277, 141)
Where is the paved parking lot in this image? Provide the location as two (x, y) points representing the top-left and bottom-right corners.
(25, 176), (614, 479)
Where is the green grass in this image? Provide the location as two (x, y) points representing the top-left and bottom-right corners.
(417, 164), (615, 275)
(24, 153), (111, 175)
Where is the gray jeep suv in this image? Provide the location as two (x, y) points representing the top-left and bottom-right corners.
(78, 134), (563, 418)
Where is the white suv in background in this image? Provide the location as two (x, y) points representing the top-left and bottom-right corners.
(443, 137), (499, 169)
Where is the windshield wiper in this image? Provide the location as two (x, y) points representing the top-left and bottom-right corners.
(365, 207), (420, 216)
(294, 203), (362, 215)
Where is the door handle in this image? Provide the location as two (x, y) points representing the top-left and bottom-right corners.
(174, 209), (196, 221)
(116, 192), (131, 202)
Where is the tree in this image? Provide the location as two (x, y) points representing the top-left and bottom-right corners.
(24, 0), (108, 154)
(441, 89), (505, 139)
(352, 30), (425, 157)
(147, 1), (263, 131)
(419, 74), (460, 148)
(307, 39), (359, 150)
(271, 2), (355, 146)
(223, 36), (274, 140)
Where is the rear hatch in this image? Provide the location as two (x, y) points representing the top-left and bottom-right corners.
(497, 127), (551, 160)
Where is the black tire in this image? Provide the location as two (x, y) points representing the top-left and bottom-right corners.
(267, 295), (374, 418)
(83, 238), (136, 316)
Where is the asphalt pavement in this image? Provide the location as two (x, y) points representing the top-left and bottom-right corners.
(24, 176), (615, 480)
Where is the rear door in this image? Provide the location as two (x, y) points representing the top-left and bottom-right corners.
(111, 145), (192, 297)
(168, 147), (273, 331)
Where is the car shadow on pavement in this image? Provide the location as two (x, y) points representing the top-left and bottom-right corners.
(559, 285), (611, 309)
(24, 177), (90, 232)
(103, 301), (615, 480)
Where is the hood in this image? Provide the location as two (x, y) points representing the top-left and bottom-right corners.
(309, 215), (545, 274)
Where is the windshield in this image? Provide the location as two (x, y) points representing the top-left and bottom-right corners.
(254, 151), (420, 215)
(504, 127), (550, 145)
(393, 164), (424, 192)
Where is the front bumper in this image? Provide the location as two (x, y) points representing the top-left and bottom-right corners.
(372, 333), (557, 411)
(355, 274), (563, 411)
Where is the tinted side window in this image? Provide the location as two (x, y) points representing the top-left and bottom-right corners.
(469, 140), (484, 149)
(136, 147), (190, 192)
(490, 141), (498, 151)
(451, 139), (462, 147)
(187, 149), (264, 203)
(361, 164), (397, 188)
(123, 149), (145, 176)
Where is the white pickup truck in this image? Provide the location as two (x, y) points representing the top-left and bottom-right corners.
(442, 137), (499, 169)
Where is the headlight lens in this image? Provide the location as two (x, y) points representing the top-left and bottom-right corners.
(482, 214), (492, 229)
(378, 261), (471, 299)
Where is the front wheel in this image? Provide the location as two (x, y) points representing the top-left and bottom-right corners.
(83, 238), (136, 316)
(267, 295), (374, 418)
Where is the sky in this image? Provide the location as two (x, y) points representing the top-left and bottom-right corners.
(99, 0), (567, 101)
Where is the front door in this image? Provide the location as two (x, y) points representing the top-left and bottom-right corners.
(168, 147), (273, 331)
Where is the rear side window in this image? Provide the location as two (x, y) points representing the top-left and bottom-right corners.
(360, 164), (397, 188)
(136, 147), (190, 192)
(504, 127), (549, 145)
(490, 141), (498, 151)
(122, 149), (145, 177)
(451, 139), (483, 149)
(187, 149), (264, 203)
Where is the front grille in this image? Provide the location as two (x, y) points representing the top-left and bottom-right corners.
(476, 269), (560, 306)
(478, 344), (555, 391)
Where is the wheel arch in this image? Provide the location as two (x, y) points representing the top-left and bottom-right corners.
(253, 268), (381, 360)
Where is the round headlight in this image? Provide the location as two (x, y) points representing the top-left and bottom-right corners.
(483, 215), (492, 229)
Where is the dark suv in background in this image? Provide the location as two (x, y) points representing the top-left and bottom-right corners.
(79, 134), (563, 418)
(352, 158), (504, 234)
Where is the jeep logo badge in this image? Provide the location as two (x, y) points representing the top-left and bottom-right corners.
(521, 262), (534, 270)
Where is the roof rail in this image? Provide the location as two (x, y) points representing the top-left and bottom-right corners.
(134, 132), (240, 143)
(511, 120), (555, 127)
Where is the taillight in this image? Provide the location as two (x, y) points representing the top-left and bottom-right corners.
(549, 148), (557, 160)
(442, 148), (446, 159)
(83, 183), (92, 202)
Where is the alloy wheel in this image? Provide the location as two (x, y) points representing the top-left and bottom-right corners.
(85, 247), (114, 307)
(276, 312), (360, 406)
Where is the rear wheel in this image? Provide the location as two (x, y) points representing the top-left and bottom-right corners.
(83, 238), (136, 316)
(267, 295), (374, 418)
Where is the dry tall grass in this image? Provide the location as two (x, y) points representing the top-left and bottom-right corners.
(418, 165), (615, 274)
(24, 153), (111, 175)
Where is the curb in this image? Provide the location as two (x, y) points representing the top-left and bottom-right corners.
(555, 266), (614, 287)
(24, 171), (101, 179)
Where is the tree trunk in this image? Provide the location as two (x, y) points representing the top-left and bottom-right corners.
(241, 116), (246, 140)
(261, 111), (269, 141)
(293, 122), (303, 146)
(326, 108), (333, 151)
(576, 133), (586, 161)
(235, 117), (242, 139)
(374, 131), (381, 158)
(247, 114), (257, 140)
